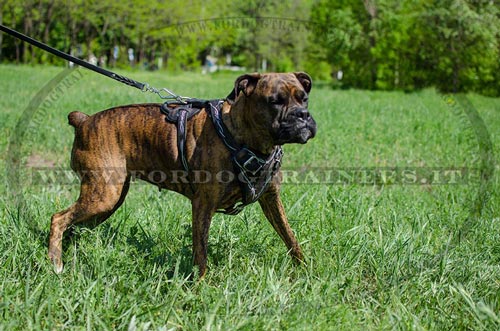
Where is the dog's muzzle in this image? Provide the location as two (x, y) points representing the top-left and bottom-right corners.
(276, 107), (317, 144)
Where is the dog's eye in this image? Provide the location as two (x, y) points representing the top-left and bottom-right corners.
(296, 92), (308, 104)
(269, 97), (285, 106)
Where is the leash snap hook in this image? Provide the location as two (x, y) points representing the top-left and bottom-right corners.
(142, 84), (188, 103)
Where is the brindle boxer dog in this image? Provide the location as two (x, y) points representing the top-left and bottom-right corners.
(48, 72), (317, 278)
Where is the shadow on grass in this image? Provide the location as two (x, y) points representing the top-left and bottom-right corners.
(40, 217), (195, 280)
(124, 222), (195, 279)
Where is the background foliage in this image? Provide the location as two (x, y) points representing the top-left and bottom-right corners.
(1, 0), (499, 95)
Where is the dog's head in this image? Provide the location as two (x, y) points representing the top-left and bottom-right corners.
(227, 72), (317, 145)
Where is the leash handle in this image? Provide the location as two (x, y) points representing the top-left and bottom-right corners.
(0, 23), (146, 91)
(110, 73), (145, 90)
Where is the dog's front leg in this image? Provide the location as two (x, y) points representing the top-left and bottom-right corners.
(191, 196), (216, 278)
(259, 182), (304, 263)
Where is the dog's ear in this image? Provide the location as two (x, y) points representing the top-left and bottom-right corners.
(226, 73), (261, 103)
(294, 72), (312, 94)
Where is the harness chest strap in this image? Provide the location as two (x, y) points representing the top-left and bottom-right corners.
(161, 99), (283, 215)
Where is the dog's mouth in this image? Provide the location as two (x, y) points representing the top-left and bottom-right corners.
(274, 108), (317, 145)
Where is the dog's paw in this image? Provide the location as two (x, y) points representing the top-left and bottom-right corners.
(48, 252), (64, 274)
(53, 263), (64, 274)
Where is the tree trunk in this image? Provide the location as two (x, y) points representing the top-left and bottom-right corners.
(43, 0), (56, 43)
(363, 0), (378, 89)
(451, 39), (459, 93)
(363, 0), (377, 19)
(138, 35), (144, 64)
(21, 2), (33, 63)
(23, 15), (34, 63)
(0, 9), (3, 61)
(15, 40), (20, 64)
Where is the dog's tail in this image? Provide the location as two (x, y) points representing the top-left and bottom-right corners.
(68, 111), (89, 128)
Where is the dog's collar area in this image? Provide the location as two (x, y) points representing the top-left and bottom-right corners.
(161, 98), (283, 215)
(207, 99), (283, 214)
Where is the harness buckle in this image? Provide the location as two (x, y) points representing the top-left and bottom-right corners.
(234, 148), (264, 175)
(242, 155), (262, 175)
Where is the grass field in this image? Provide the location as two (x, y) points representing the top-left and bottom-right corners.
(0, 64), (499, 330)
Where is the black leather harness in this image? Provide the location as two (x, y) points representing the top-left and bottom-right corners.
(160, 99), (283, 215)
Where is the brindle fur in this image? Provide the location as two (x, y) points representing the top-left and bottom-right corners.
(48, 72), (316, 278)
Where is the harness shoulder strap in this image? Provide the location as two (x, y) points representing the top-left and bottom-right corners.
(160, 101), (208, 194)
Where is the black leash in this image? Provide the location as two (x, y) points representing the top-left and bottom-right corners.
(0, 24), (187, 102)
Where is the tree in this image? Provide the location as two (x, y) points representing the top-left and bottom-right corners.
(307, 0), (500, 95)
(0, 3), (3, 61)
(308, 0), (369, 87)
(230, 0), (311, 71)
(417, 0), (500, 94)
(0, 0), (498, 95)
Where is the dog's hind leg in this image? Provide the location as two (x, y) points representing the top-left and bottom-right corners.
(48, 171), (130, 273)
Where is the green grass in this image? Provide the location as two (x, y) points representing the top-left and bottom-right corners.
(0, 64), (499, 330)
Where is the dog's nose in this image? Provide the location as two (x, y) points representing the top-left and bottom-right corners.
(293, 108), (311, 120)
